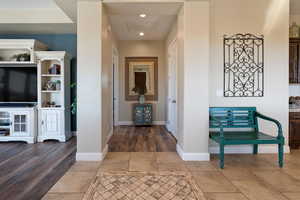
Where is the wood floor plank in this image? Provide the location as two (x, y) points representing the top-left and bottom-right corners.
(108, 125), (176, 152)
(0, 137), (76, 200)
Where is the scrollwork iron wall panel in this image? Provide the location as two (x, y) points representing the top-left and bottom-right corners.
(224, 33), (264, 97)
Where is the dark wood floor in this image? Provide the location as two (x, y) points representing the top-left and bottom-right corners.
(0, 137), (76, 200)
(108, 125), (177, 152)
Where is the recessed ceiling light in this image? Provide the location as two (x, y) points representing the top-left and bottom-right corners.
(139, 14), (147, 18)
(139, 32), (145, 36)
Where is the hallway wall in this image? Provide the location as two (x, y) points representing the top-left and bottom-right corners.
(118, 40), (167, 123)
(209, 0), (289, 153)
(101, 6), (118, 150)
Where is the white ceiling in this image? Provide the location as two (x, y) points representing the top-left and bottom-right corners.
(105, 3), (182, 40)
(0, 0), (58, 9)
(0, 0), (76, 34)
(291, 0), (300, 15)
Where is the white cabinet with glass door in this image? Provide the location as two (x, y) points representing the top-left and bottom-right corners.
(0, 108), (36, 143)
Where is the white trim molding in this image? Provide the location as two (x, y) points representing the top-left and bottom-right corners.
(76, 153), (103, 161)
(118, 121), (166, 126)
(176, 144), (210, 161)
(76, 144), (110, 161)
(209, 145), (290, 154)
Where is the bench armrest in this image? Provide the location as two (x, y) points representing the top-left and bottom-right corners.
(255, 112), (283, 138)
(210, 116), (224, 137)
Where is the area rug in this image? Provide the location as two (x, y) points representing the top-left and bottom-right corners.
(82, 172), (204, 200)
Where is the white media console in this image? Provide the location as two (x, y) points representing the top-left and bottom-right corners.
(0, 39), (72, 143)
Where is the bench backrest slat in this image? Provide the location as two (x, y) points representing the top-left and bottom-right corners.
(209, 107), (257, 129)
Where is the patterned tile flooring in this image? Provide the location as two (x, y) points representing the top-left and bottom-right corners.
(43, 151), (300, 200)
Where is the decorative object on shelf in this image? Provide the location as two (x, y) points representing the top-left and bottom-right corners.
(125, 57), (158, 101)
(133, 103), (153, 126)
(55, 80), (61, 90)
(290, 22), (300, 38)
(44, 80), (56, 91)
(12, 53), (31, 62)
(48, 64), (61, 75)
(139, 95), (145, 104)
(224, 33), (264, 97)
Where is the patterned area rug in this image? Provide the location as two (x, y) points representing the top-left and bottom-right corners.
(83, 172), (204, 200)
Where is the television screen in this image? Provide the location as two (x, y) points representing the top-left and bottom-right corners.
(0, 65), (37, 103)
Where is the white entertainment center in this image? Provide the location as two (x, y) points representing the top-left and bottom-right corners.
(0, 39), (72, 143)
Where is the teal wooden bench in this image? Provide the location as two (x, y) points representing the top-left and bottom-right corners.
(209, 107), (284, 169)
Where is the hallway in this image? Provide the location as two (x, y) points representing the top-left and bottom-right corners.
(108, 126), (177, 152)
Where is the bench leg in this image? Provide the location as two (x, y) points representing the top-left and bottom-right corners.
(219, 144), (225, 169)
(278, 143), (284, 168)
(253, 144), (258, 154)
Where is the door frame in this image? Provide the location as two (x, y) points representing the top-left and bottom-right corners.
(112, 46), (119, 126)
(166, 38), (178, 139)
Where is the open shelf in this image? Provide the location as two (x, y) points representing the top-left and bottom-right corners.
(41, 90), (61, 93)
(0, 48), (31, 63)
(41, 74), (62, 77)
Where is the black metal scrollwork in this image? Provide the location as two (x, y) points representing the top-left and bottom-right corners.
(224, 33), (264, 97)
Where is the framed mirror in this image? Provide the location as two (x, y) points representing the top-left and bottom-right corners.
(125, 57), (158, 101)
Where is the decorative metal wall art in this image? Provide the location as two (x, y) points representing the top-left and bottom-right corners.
(224, 33), (264, 97)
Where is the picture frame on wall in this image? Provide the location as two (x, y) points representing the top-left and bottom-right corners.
(125, 57), (158, 101)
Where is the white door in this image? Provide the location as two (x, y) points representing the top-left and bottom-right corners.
(11, 111), (30, 137)
(166, 39), (178, 138)
(41, 110), (61, 135)
(112, 48), (119, 126)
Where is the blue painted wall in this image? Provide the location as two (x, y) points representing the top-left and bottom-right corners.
(0, 34), (77, 131)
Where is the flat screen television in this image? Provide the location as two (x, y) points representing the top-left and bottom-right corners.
(0, 64), (37, 104)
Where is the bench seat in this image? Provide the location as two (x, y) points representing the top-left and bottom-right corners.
(209, 107), (284, 169)
(210, 131), (279, 145)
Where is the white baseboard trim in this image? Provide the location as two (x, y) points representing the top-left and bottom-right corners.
(118, 121), (166, 126)
(176, 144), (210, 161)
(209, 145), (290, 154)
(76, 153), (103, 161)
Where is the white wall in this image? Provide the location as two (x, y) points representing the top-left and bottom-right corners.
(77, 1), (102, 160)
(180, 1), (210, 159)
(101, 5), (118, 150)
(118, 40), (167, 123)
(209, 0), (290, 153)
(177, 7), (185, 149)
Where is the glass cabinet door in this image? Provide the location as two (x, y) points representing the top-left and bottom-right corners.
(12, 112), (29, 136)
(0, 111), (11, 136)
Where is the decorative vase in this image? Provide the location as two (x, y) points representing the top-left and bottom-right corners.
(139, 95), (145, 104)
(290, 22), (300, 38)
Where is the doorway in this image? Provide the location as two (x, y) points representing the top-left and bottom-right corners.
(166, 39), (178, 139)
(104, 1), (182, 152)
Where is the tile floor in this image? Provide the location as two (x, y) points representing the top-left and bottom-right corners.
(43, 151), (300, 200)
